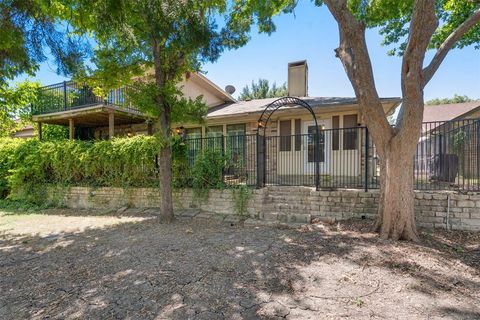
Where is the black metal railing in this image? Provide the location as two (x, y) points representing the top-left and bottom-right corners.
(178, 118), (479, 192)
(31, 81), (141, 115)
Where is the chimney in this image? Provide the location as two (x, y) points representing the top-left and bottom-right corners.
(288, 60), (308, 97)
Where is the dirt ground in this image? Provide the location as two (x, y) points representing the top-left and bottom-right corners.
(0, 208), (479, 320)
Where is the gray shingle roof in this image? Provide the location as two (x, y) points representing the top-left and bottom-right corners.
(207, 96), (401, 118)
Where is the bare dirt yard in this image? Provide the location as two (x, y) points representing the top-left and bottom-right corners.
(0, 208), (479, 320)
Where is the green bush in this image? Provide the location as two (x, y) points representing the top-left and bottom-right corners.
(0, 136), (162, 202)
(0, 135), (231, 204)
(192, 148), (227, 191)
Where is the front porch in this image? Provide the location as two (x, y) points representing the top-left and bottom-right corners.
(31, 81), (151, 140)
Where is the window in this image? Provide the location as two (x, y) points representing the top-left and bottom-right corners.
(294, 119), (301, 151)
(226, 124), (246, 175)
(279, 120), (291, 152)
(343, 114), (358, 150)
(206, 126), (223, 150)
(185, 127), (202, 165)
(186, 127), (202, 139)
(332, 116), (340, 150)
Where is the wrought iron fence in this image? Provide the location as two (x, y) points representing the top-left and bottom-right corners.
(31, 81), (141, 115)
(179, 118), (480, 192)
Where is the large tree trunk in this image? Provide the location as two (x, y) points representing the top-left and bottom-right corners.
(158, 138), (174, 223)
(375, 145), (419, 241)
(153, 42), (175, 223)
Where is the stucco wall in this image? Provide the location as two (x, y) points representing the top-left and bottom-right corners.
(52, 186), (480, 231)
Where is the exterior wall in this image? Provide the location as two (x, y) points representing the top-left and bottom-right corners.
(53, 186), (480, 231)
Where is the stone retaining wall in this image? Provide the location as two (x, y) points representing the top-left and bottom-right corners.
(54, 186), (480, 231)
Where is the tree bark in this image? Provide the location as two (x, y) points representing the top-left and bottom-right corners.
(158, 133), (175, 223)
(153, 39), (175, 223)
(376, 143), (419, 241)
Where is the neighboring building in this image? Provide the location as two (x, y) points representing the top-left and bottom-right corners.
(423, 101), (480, 124)
(12, 125), (35, 139)
(416, 101), (480, 184)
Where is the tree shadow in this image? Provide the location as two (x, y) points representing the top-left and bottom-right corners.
(0, 216), (478, 319)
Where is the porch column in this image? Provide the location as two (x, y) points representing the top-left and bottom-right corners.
(108, 112), (115, 139)
(69, 119), (74, 141)
(38, 122), (42, 141)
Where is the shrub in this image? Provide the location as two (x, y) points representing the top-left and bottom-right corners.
(0, 135), (231, 204)
(0, 136), (162, 202)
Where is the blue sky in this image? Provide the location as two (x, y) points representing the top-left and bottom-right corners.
(15, 2), (480, 101)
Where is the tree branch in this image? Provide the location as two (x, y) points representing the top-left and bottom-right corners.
(423, 7), (480, 86)
(394, 0), (437, 150)
(324, 0), (394, 154)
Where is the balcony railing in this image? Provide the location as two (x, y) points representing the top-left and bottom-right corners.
(31, 81), (141, 115)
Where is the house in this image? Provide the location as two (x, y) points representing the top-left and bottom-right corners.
(12, 125), (35, 139)
(176, 61), (400, 187)
(31, 60), (401, 188)
(31, 72), (236, 140)
(416, 101), (480, 184)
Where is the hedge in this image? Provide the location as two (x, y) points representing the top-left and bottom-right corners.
(0, 136), (227, 203)
(0, 136), (161, 202)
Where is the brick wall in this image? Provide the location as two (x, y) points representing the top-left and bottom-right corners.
(53, 186), (480, 231)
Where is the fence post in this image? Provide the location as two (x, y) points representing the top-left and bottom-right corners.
(63, 81), (67, 110)
(221, 134), (225, 184)
(256, 132), (264, 188)
(364, 127), (369, 192)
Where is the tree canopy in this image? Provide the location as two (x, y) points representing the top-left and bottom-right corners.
(64, 0), (245, 221)
(426, 94), (476, 105)
(0, 0), (87, 87)
(0, 81), (39, 137)
(238, 79), (287, 100)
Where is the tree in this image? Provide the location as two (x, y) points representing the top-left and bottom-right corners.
(0, 0), (86, 87)
(426, 94), (476, 105)
(238, 79), (287, 100)
(229, 0), (480, 240)
(0, 81), (39, 137)
(68, 0), (241, 222)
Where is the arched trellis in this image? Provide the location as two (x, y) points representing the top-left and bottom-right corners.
(256, 97), (321, 190)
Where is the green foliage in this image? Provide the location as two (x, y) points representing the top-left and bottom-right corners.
(69, 0), (241, 116)
(191, 149), (228, 198)
(232, 184), (252, 217)
(426, 94), (476, 105)
(0, 136), (162, 203)
(0, 0), (86, 86)
(42, 125), (69, 141)
(228, 0), (480, 56)
(238, 79), (287, 101)
(0, 80), (39, 137)
(172, 138), (193, 189)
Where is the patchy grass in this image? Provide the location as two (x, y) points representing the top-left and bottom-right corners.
(0, 209), (479, 319)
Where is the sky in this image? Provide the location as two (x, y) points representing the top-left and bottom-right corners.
(14, 1), (480, 101)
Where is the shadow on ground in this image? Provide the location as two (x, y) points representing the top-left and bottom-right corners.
(0, 212), (479, 319)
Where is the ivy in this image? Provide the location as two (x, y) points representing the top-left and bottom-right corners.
(0, 136), (234, 205)
(232, 184), (252, 217)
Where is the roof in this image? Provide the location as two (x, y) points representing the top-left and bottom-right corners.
(423, 101), (480, 123)
(192, 73), (236, 104)
(207, 96), (401, 119)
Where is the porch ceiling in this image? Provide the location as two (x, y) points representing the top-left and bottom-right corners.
(31, 104), (149, 128)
